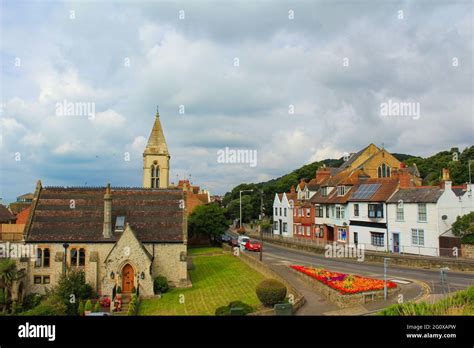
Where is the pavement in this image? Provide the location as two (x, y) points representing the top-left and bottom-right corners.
(227, 230), (474, 315)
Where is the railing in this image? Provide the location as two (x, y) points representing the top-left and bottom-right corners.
(257, 231), (467, 259)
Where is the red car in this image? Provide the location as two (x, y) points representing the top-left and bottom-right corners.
(245, 240), (261, 251)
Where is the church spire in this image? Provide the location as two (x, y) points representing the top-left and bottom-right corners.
(144, 108), (169, 155)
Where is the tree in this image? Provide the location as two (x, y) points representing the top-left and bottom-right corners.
(0, 258), (24, 314)
(188, 203), (229, 241)
(55, 269), (92, 315)
(452, 212), (474, 237)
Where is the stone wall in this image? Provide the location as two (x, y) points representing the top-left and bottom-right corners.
(461, 244), (474, 259)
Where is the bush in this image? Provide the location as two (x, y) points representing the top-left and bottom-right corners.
(21, 293), (44, 311)
(77, 301), (84, 316)
(153, 276), (169, 294)
(84, 299), (93, 312)
(215, 301), (255, 315)
(22, 295), (67, 316)
(94, 301), (101, 312)
(0, 288), (5, 305)
(55, 269), (93, 315)
(461, 233), (474, 244)
(256, 279), (287, 307)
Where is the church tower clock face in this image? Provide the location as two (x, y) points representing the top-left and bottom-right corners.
(143, 110), (170, 188)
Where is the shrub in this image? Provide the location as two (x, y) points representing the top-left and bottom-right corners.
(77, 301), (84, 316)
(93, 301), (100, 312)
(21, 293), (44, 311)
(256, 279), (287, 307)
(215, 301), (255, 316)
(153, 276), (169, 294)
(22, 295), (67, 316)
(55, 269), (93, 315)
(0, 288), (5, 305)
(84, 299), (93, 312)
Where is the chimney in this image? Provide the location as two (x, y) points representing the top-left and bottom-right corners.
(398, 169), (411, 188)
(316, 167), (331, 183)
(103, 183), (112, 238)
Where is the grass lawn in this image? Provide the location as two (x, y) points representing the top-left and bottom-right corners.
(187, 246), (225, 256)
(138, 254), (266, 315)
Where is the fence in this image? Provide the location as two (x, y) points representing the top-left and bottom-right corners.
(250, 231), (465, 259)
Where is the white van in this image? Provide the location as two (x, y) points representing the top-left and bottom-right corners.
(237, 235), (250, 249)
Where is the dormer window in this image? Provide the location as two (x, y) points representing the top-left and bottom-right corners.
(115, 216), (126, 232)
(337, 186), (345, 196)
(321, 187), (328, 197)
(305, 190), (310, 199)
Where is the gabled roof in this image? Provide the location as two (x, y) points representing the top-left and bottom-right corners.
(25, 185), (185, 243)
(387, 187), (444, 204)
(144, 112), (169, 155)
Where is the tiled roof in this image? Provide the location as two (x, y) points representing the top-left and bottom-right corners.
(8, 202), (31, 215)
(348, 178), (399, 202)
(25, 186), (185, 243)
(387, 187), (443, 203)
(0, 204), (15, 223)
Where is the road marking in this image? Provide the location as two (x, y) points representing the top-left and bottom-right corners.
(389, 279), (412, 285)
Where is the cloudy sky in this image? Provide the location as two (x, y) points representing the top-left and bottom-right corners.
(0, 0), (472, 202)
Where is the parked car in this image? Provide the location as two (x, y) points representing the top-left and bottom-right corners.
(238, 235), (250, 249)
(245, 240), (261, 252)
(220, 234), (232, 243)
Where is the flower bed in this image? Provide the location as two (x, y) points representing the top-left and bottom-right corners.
(290, 265), (396, 295)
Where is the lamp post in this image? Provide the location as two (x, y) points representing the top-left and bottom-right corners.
(239, 189), (253, 231)
(259, 190), (265, 262)
(383, 258), (389, 301)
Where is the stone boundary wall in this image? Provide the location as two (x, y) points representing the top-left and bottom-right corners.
(289, 268), (399, 308)
(247, 232), (474, 272)
(222, 244), (306, 315)
(461, 244), (474, 259)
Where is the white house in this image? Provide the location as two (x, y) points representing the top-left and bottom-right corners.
(347, 179), (399, 252)
(272, 188), (296, 237)
(387, 179), (474, 257)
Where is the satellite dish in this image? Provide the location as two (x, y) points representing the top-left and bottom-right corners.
(442, 215), (447, 220)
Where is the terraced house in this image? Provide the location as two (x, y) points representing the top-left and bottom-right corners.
(10, 111), (193, 303)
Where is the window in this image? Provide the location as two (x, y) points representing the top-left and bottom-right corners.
(35, 248), (42, 268)
(70, 248), (78, 267)
(275, 207), (278, 216)
(336, 206), (341, 219)
(315, 225), (324, 238)
(396, 203), (404, 221)
(279, 208), (282, 216)
(368, 204), (384, 218)
(306, 226), (310, 236)
(326, 205), (329, 218)
(284, 208), (287, 217)
(337, 186), (345, 196)
(411, 229), (425, 246)
(315, 205), (324, 218)
(151, 165), (160, 188)
(306, 191), (310, 199)
(43, 248), (50, 268)
(43, 276), (50, 284)
(331, 206), (335, 217)
(371, 232), (385, 246)
(298, 208), (302, 216)
(418, 204), (427, 222)
(377, 163), (391, 178)
(283, 222), (287, 233)
(337, 227), (347, 242)
(115, 216), (125, 232)
(34, 276), (42, 284)
(274, 221), (278, 230)
(354, 204), (359, 217)
(79, 248), (86, 267)
(321, 187), (328, 197)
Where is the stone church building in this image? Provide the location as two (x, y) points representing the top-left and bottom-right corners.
(18, 111), (189, 300)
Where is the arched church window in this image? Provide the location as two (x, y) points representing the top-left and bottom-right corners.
(378, 163), (391, 178)
(151, 164), (160, 188)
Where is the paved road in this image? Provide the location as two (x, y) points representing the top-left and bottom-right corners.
(227, 231), (474, 315)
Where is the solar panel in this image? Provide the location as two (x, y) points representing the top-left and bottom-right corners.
(351, 184), (381, 199)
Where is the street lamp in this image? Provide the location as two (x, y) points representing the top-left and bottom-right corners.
(259, 190), (265, 262)
(239, 189), (253, 231)
(383, 258), (390, 301)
